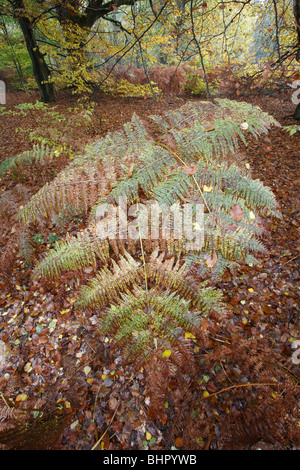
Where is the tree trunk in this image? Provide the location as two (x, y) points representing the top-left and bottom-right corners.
(294, 102), (300, 119)
(15, 1), (55, 103)
(294, 0), (300, 45)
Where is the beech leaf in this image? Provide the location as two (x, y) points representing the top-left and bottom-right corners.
(204, 252), (218, 268)
(162, 349), (172, 357)
(230, 204), (244, 222)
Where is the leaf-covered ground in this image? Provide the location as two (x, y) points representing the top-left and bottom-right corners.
(0, 84), (299, 450)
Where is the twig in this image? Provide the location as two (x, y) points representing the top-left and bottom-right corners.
(280, 254), (300, 267)
(200, 382), (275, 400)
(91, 403), (119, 450)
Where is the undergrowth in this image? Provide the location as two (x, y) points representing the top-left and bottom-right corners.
(1, 97), (298, 449)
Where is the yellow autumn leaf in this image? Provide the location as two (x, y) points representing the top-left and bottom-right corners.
(203, 391), (210, 398)
(185, 332), (196, 339)
(60, 308), (70, 315)
(146, 431), (152, 440)
(203, 123), (215, 132)
(248, 288), (254, 293)
(24, 362), (32, 373)
(203, 185), (212, 192)
(84, 366), (91, 375)
(16, 393), (27, 402)
(162, 350), (172, 357)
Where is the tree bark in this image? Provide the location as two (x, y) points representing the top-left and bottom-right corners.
(14, 1), (55, 103)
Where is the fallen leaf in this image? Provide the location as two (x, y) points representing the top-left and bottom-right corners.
(203, 185), (212, 192)
(203, 123), (215, 132)
(230, 204), (244, 222)
(24, 362), (32, 373)
(185, 332), (196, 339)
(109, 397), (119, 410)
(162, 349), (172, 357)
(16, 393), (27, 402)
(174, 437), (184, 448)
(126, 163), (135, 178)
(204, 252), (218, 268)
(201, 319), (209, 332)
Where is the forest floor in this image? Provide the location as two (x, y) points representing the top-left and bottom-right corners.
(0, 82), (299, 451)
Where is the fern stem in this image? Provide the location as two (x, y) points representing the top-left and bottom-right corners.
(91, 404), (119, 450)
(156, 141), (211, 213)
(137, 201), (148, 292)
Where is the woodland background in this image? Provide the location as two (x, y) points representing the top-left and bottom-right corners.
(0, 0), (299, 452)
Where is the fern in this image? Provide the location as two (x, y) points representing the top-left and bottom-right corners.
(100, 287), (200, 363)
(32, 228), (110, 280)
(0, 143), (53, 178)
(283, 125), (300, 136)
(19, 99), (280, 394)
(76, 251), (142, 310)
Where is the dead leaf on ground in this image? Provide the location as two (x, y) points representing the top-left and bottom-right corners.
(230, 204), (244, 222)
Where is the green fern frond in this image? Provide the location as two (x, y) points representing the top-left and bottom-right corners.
(150, 171), (192, 206)
(194, 162), (279, 216)
(107, 145), (176, 204)
(18, 158), (117, 224)
(33, 229), (110, 280)
(0, 143), (54, 177)
(76, 251), (142, 310)
(99, 286), (201, 363)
